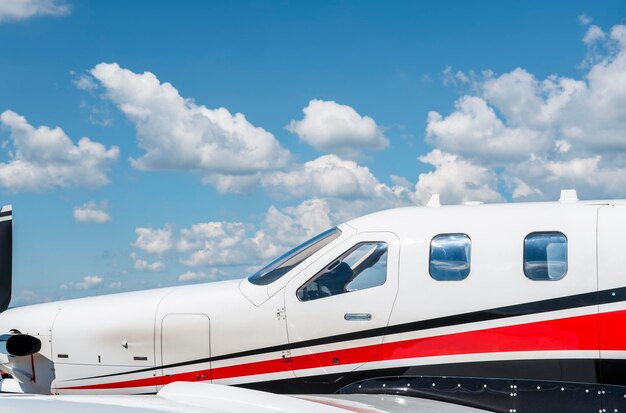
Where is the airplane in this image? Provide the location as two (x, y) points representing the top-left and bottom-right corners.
(1, 189), (626, 413)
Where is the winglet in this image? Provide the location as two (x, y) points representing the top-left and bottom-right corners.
(0, 205), (12, 312)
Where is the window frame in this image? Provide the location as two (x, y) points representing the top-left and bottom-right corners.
(296, 241), (389, 302)
(247, 227), (342, 286)
(523, 231), (568, 281)
(428, 233), (472, 281)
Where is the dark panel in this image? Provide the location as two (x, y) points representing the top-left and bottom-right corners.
(0, 212), (12, 312)
(338, 376), (604, 413)
(239, 359), (605, 395)
(600, 359), (626, 386)
(402, 359), (601, 384)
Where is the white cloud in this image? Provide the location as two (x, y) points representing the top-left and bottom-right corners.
(11, 289), (42, 306)
(178, 270), (219, 283)
(424, 23), (626, 200)
(72, 73), (98, 91)
(201, 172), (261, 194)
(0, 0), (69, 22)
(481, 68), (586, 129)
(177, 221), (254, 266)
(108, 281), (122, 289)
(583, 25), (606, 45)
(579, 14), (592, 26)
(133, 226), (173, 255)
(89, 63), (291, 181)
(261, 154), (407, 201)
(510, 177), (543, 199)
(73, 201), (111, 224)
(413, 150), (504, 205)
(287, 99), (388, 158)
(134, 259), (165, 272)
(253, 198), (333, 260)
(0, 111), (119, 192)
(61, 275), (104, 290)
(259, 154), (423, 225)
(132, 199), (335, 271)
(130, 252), (165, 272)
(504, 155), (626, 200)
(426, 95), (550, 163)
(610, 25), (626, 49)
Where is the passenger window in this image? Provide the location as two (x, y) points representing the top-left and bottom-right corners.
(297, 242), (388, 301)
(430, 234), (471, 281)
(524, 232), (567, 280)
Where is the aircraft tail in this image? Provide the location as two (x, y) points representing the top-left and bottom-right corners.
(0, 205), (12, 312)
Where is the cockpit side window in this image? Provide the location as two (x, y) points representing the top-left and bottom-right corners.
(297, 242), (388, 301)
(248, 228), (342, 286)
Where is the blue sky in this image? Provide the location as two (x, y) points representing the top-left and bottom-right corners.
(1, 0), (625, 305)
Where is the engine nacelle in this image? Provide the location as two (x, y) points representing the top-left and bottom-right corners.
(0, 334), (41, 357)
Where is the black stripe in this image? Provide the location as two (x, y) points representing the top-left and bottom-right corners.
(0, 210), (12, 218)
(68, 286), (626, 382)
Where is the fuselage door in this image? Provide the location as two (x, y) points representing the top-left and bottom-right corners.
(283, 231), (399, 378)
(597, 205), (626, 366)
(160, 313), (210, 386)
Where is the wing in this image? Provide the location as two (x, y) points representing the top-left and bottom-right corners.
(0, 381), (491, 413)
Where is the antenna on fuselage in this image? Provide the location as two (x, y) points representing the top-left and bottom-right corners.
(559, 189), (578, 203)
(427, 194), (441, 207)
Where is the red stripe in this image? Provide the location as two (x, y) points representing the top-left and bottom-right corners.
(59, 376), (159, 391)
(599, 309), (626, 350)
(58, 310), (626, 391)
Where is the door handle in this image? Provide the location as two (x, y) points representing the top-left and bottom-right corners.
(344, 313), (372, 321)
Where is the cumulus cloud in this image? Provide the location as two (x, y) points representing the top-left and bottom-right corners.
(61, 275), (104, 290)
(94, 20), (626, 293)
(287, 99), (388, 158)
(426, 95), (550, 163)
(11, 289), (44, 307)
(0, 0), (69, 22)
(428, 22), (626, 200)
(73, 201), (111, 224)
(130, 252), (165, 272)
(127, 198), (334, 274)
(579, 14), (592, 26)
(71, 73), (98, 91)
(177, 221), (253, 266)
(262, 154), (405, 201)
(413, 150), (504, 205)
(178, 270), (220, 283)
(0, 111), (119, 192)
(583, 25), (606, 45)
(253, 198), (333, 260)
(133, 226), (173, 255)
(201, 172), (261, 194)
(89, 63), (291, 185)
(108, 281), (122, 289)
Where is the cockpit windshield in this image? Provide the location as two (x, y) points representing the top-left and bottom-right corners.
(247, 227), (342, 286)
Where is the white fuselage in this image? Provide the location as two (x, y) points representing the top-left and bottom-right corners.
(1, 199), (626, 395)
